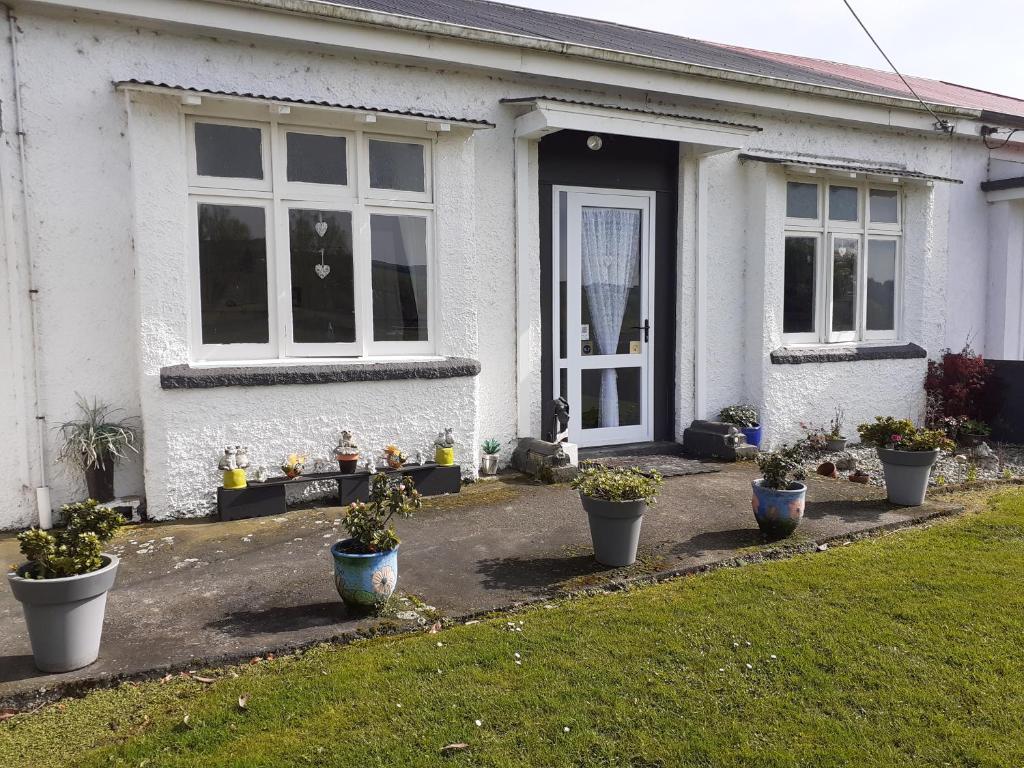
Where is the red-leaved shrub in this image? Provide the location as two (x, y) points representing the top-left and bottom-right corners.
(924, 344), (995, 427)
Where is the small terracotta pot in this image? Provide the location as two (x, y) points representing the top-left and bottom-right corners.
(848, 470), (870, 484)
(816, 461), (838, 478)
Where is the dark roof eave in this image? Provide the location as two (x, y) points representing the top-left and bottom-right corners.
(980, 176), (1024, 192)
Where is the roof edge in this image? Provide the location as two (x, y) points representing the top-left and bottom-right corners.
(208, 0), (982, 122)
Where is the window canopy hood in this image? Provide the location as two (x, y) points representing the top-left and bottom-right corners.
(740, 151), (962, 185)
(503, 96), (760, 150)
(115, 80), (495, 131)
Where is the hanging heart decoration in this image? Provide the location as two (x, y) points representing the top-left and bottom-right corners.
(315, 263), (331, 279)
(837, 247), (847, 257)
(314, 221), (328, 238)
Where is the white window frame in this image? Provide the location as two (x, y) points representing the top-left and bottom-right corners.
(361, 135), (432, 204)
(186, 114), (435, 362)
(782, 179), (902, 345)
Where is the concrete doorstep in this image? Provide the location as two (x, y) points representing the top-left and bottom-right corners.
(0, 463), (961, 709)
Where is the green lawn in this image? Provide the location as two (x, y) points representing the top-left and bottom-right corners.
(4, 488), (1024, 767)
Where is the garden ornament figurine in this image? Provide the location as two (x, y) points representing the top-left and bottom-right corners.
(218, 446), (247, 489)
(548, 397), (570, 443)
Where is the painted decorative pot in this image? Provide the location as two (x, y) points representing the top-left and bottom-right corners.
(7, 555), (119, 672)
(741, 424), (763, 449)
(481, 453), (499, 475)
(331, 540), (398, 609)
(336, 454), (359, 474)
(386, 457), (406, 470)
(877, 448), (939, 506)
(751, 479), (806, 538)
(282, 467), (303, 479)
(435, 446), (455, 466)
(222, 468), (247, 489)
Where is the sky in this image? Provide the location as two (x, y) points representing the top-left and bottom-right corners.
(511, 0), (1024, 100)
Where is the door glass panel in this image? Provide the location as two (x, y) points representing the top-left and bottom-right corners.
(194, 123), (263, 179)
(783, 236), (816, 334)
(829, 185), (859, 222)
(867, 239), (897, 331)
(559, 191), (568, 360)
(286, 133), (347, 186)
(831, 237), (859, 332)
(579, 206), (642, 356)
(370, 214), (428, 341)
(197, 203), (269, 344)
(368, 140), (425, 192)
(288, 209), (355, 344)
(786, 182), (818, 219)
(581, 368), (642, 429)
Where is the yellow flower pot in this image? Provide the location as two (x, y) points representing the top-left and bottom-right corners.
(222, 468), (247, 489)
(435, 446), (455, 466)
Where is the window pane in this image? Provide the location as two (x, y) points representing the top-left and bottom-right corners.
(286, 133), (347, 185)
(831, 237), (859, 332)
(786, 182), (818, 219)
(784, 237), (816, 334)
(288, 209), (355, 344)
(867, 239), (897, 331)
(370, 214), (428, 341)
(829, 185), (859, 221)
(197, 204), (268, 344)
(194, 123), (263, 179)
(869, 188), (898, 224)
(368, 140), (425, 192)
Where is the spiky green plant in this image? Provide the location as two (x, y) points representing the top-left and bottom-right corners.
(482, 439), (501, 455)
(56, 396), (139, 471)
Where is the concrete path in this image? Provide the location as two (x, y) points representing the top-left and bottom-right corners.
(0, 463), (959, 705)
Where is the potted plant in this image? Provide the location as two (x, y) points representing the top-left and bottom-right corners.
(826, 406), (847, 452)
(56, 396), (139, 503)
(481, 438), (501, 476)
(331, 473), (421, 609)
(334, 431), (360, 474)
(751, 445), (806, 538)
(571, 464), (663, 567)
(958, 419), (991, 448)
(857, 417), (954, 506)
(383, 444), (407, 470)
(433, 428), (455, 466)
(7, 500), (122, 672)
(281, 453), (306, 479)
(718, 404), (761, 448)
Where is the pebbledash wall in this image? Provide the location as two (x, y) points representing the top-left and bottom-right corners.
(0, 5), (978, 525)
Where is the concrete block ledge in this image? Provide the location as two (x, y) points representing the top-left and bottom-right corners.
(770, 342), (927, 365)
(160, 357), (481, 389)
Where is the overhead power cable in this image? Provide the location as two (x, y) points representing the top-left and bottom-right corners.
(840, 0), (953, 134)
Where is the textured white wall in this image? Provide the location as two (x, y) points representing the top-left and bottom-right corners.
(0, 6), (996, 525)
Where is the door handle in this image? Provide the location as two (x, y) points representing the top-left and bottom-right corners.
(631, 319), (650, 343)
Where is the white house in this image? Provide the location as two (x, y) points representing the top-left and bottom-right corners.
(2, 0), (1023, 527)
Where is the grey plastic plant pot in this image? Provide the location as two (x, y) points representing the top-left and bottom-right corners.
(579, 494), (647, 567)
(7, 555), (119, 673)
(877, 448), (940, 506)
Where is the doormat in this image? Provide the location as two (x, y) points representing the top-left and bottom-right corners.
(592, 454), (722, 478)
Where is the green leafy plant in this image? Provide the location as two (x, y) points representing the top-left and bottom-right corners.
(966, 463), (979, 483)
(341, 473), (422, 554)
(16, 499), (122, 579)
(756, 444), (806, 490)
(481, 439), (501, 455)
(56, 396), (139, 471)
(857, 417), (955, 452)
(571, 465), (663, 505)
(718, 405), (758, 429)
(960, 419), (992, 437)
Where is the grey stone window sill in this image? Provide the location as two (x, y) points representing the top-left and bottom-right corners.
(160, 357), (481, 389)
(770, 342), (927, 365)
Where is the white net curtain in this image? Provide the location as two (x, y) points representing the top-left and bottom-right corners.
(580, 206), (641, 428)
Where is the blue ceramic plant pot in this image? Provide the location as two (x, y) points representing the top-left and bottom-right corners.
(741, 424), (763, 448)
(751, 479), (806, 538)
(331, 539), (398, 609)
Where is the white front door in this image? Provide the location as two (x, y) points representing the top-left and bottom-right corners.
(553, 187), (655, 447)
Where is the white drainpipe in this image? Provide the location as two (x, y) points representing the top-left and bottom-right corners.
(3, 6), (51, 528)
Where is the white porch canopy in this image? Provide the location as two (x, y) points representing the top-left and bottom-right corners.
(505, 96), (761, 437)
